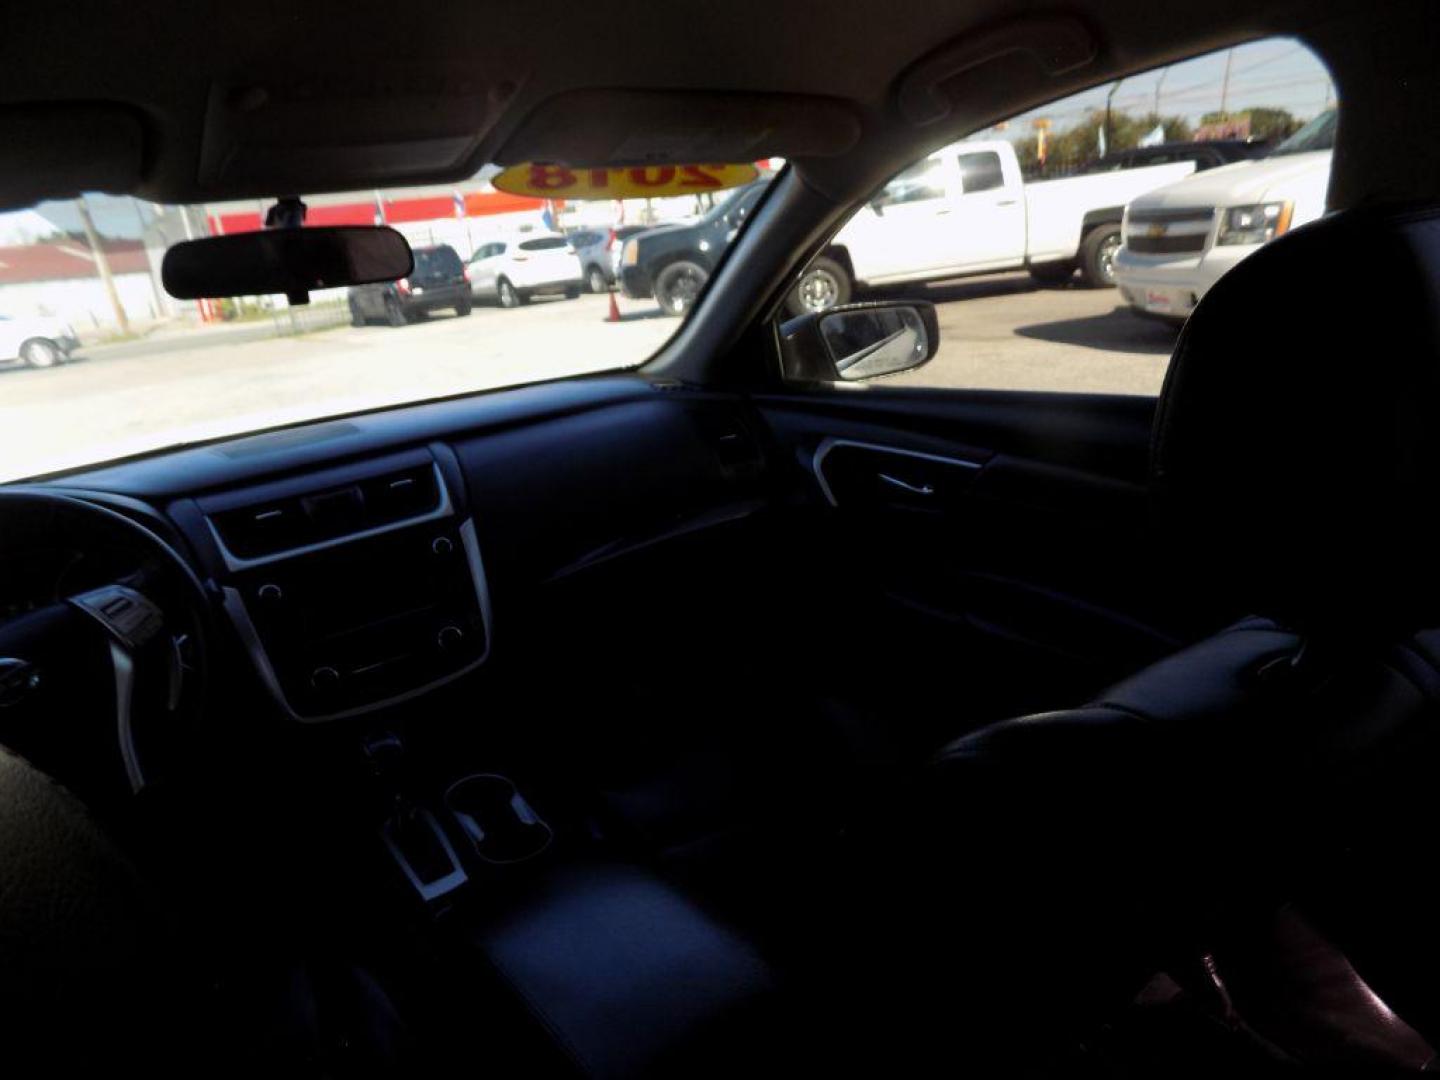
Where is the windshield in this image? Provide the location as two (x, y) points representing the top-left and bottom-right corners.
(0, 168), (773, 481)
(1270, 109), (1337, 155)
(700, 182), (764, 225)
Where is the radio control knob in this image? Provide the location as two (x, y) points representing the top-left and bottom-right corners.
(436, 625), (465, 652)
(431, 536), (455, 557)
(257, 582), (284, 604)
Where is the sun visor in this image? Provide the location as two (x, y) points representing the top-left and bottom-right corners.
(0, 105), (144, 209)
(494, 90), (862, 166)
(896, 15), (1098, 127)
(195, 75), (511, 195)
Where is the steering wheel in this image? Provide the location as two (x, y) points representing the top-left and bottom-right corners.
(0, 489), (212, 1067)
(0, 489), (210, 800)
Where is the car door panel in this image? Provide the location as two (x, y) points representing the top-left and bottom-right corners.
(842, 156), (963, 280)
(948, 149), (1026, 267)
(758, 388), (1192, 736)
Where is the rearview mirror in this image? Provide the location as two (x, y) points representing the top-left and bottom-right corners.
(162, 227), (413, 303)
(779, 301), (939, 382)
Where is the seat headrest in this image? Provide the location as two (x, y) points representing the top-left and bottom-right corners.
(1151, 204), (1440, 633)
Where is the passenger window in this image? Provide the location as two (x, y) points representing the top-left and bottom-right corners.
(958, 152), (1004, 194)
(785, 35), (1334, 396)
(875, 157), (948, 206)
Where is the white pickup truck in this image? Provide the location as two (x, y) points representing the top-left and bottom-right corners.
(790, 138), (1205, 314)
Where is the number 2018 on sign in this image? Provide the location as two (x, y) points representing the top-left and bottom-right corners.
(527, 165), (729, 191)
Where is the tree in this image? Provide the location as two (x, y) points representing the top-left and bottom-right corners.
(1199, 107), (1301, 141)
(1013, 110), (1194, 177)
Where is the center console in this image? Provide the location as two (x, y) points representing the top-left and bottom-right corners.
(178, 446), (491, 721)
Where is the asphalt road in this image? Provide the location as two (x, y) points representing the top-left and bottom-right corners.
(878, 274), (1179, 393)
(0, 274), (1180, 481)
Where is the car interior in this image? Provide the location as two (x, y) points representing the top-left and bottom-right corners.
(3, 0), (1440, 1075)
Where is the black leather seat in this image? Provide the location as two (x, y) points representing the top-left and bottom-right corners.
(896, 203), (1440, 1072)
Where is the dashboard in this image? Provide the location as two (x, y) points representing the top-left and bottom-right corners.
(30, 374), (769, 723)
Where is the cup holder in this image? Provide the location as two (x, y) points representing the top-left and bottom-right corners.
(444, 774), (553, 865)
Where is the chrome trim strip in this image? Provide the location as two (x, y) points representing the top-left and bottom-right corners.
(108, 641), (144, 794)
(811, 437), (982, 508)
(205, 463), (454, 572)
(382, 807), (468, 903)
(221, 516), (493, 723)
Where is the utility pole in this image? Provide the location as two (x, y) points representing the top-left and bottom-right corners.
(1104, 78), (1124, 157)
(1154, 66), (1170, 116)
(74, 195), (130, 335)
(1219, 48), (1235, 115)
(130, 197), (166, 319)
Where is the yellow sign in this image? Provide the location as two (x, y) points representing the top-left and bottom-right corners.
(492, 162), (760, 200)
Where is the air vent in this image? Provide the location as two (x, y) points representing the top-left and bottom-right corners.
(692, 408), (765, 480)
(211, 463), (442, 559)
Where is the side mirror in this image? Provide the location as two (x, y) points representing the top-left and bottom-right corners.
(162, 226), (413, 304)
(779, 301), (939, 383)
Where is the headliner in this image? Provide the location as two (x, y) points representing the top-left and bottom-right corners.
(0, 1), (1428, 214)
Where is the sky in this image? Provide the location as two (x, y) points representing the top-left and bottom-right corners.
(0, 195), (158, 245)
(973, 37), (1336, 139)
(5, 38), (1334, 245)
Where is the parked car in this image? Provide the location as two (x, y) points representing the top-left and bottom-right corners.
(618, 182), (771, 315)
(0, 313), (79, 369)
(348, 244), (471, 326)
(603, 227), (649, 290)
(569, 226), (649, 293)
(1113, 110), (1336, 321)
(566, 230), (607, 293)
(1077, 139), (1270, 175)
(468, 234), (583, 308)
(788, 138), (1206, 315)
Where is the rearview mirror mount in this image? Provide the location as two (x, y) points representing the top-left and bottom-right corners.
(779, 301), (940, 383)
(162, 226), (413, 305)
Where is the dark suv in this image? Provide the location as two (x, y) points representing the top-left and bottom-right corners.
(1078, 139), (1270, 174)
(617, 182), (770, 315)
(348, 244), (471, 327)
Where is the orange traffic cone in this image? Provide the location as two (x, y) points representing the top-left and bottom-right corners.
(606, 290), (621, 323)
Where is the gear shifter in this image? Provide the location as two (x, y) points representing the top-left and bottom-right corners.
(361, 732), (467, 904)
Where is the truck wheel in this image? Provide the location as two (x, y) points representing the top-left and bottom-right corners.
(654, 261), (708, 316)
(497, 278), (522, 309)
(586, 266), (607, 294)
(385, 295), (409, 327)
(20, 338), (61, 368)
(785, 256), (852, 317)
(1079, 224), (1122, 287)
(1028, 260), (1076, 287)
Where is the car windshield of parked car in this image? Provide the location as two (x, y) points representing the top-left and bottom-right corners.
(0, 168), (775, 482)
(1270, 109), (1337, 154)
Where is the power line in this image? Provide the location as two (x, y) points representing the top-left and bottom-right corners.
(996, 75), (1331, 126)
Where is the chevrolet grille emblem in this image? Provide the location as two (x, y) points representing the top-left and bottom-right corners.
(1146, 223), (1167, 239)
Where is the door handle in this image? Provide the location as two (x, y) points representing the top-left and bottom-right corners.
(878, 473), (935, 496)
(935, 209), (952, 216)
(996, 199), (1018, 206)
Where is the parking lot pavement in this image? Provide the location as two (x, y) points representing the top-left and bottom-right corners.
(0, 275), (1179, 481)
(878, 274), (1180, 394)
